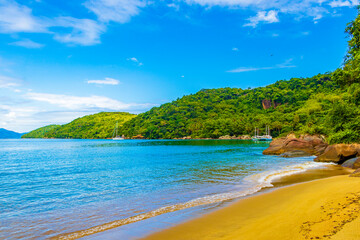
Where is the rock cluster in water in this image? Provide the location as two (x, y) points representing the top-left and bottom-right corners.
(263, 134), (328, 157)
(263, 134), (360, 177)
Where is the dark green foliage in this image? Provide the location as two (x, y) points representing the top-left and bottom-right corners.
(120, 74), (341, 140)
(24, 112), (136, 139)
(334, 6), (360, 86)
(22, 124), (60, 138)
(119, 10), (360, 143)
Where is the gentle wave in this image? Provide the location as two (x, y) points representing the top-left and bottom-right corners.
(53, 161), (332, 240)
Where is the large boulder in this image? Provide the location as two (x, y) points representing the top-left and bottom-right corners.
(314, 144), (360, 164)
(263, 134), (327, 157)
(341, 157), (360, 169)
(263, 137), (287, 155)
(280, 150), (312, 158)
(350, 168), (360, 177)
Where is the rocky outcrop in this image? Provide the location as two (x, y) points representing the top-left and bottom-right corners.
(341, 157), (360, 169)
(218, 135), (251, 140)
(261, 100), (281, 110)
(314, 144), (360, 164)
(350, 168), (360, 177)
(280, 150), (312, 158)
(263, 134), (327, 157)
(262, 100), (272, 110)
(132, 134), (145, 139)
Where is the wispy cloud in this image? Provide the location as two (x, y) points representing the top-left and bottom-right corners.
(167, 3), (180, 11)
(0, 75), (21, 88)
(87, 77), (120, 85)
(184, 0), (358, 25)
(84, 0), (146, 23)
(52, 17), (105, 46)
(127, 57), (143, 66)
(329, 0), (358, 7)
(232, 47), (239, 51)
(9, 39), (44, 48)
(25, 92), (155, 111)
(0, 0), (46, 33)
(244, 10), (279, 27)
(227, 58), (296, 73)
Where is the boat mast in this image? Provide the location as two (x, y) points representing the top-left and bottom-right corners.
(116, 121), (118, 137)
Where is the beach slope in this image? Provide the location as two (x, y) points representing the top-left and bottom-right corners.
(144, 175), (360, 240)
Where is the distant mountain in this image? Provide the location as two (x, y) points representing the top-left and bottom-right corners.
(22, 125), (60, 138)
(23, 112), (136, 139)
(0, 128), (23, 139)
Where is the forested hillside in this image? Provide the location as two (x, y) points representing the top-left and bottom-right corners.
(22, 125), (60, 138)
(120, 75), (338, 139)
(0, 128), (23, 139)
(120, 7), (360, 143)
(23, 112), (135, 139)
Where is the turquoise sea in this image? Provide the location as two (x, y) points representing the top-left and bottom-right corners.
(0, 139), (329, 239)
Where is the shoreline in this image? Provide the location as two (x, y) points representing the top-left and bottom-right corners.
(70, 163), (351, 240)
(142, 171), (360, 240)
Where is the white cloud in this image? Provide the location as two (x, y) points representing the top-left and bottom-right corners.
(25, 92), (154, 111)
(167, 3), (180, 11)
(0, 75), (20, 88)
(0, 0), (46, 33)
(87, 77), (120, 85)
(329, 0), (357, 7)
(84, 0), (146, 23)
(127, 57), (143, 66)
(9, 39), (44, 48)
(52, 17), (105, 46)
(232, 47), (239, 51)
(227, 58), (295, 73)
(184, 0), (357, 24)
(244, 10), (279, 27)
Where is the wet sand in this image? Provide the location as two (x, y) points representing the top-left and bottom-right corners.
(143, 171), (360, 240)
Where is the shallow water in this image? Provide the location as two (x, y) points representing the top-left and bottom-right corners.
(0, 139), (332, 239)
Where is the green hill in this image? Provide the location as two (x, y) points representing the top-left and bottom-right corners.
(0, 128), (23, 139)
(120, 8), (360, 143)
(22, 125), (61, 138)
(24, 112), (136, 139)
(120, 75), (339, 140)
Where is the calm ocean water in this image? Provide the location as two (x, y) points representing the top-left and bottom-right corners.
(0, 139), (328, 239)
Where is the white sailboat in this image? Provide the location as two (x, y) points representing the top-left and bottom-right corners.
(252, 126), (272, 141)
(112, 121), (124, 140)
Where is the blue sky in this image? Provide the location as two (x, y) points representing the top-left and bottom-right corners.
(0, 0), (358, 132)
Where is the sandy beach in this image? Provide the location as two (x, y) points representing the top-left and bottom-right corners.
(144, 174), (360, 240)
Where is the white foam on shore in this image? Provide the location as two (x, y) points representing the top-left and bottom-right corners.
(245, 161), (334, 188)
(55, 161), (334, 240)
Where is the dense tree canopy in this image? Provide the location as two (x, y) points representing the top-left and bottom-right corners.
(23, 112), (135, 139)
(24, 9), (360, 144)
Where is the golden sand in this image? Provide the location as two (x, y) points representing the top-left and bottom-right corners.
(143, 175), (360, 240)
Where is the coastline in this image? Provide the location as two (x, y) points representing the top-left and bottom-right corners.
(143, 172), (360, 240)
(78, 163), (351, 240)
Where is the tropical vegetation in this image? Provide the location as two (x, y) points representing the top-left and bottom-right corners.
(22, 112), (135, 139)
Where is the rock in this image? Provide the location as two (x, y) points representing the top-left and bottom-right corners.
(350, 168), (360, 177)
(314, 144), (360, 164)
(262, 137), (287, 155)
(182, 136), (192, 140)
(342, 157), (358, 168)
(341, 157), (360, 169)
(132, 134), (145, 139)
(219, 135), (232, 140)
(280, 150), (312, 158)
(263, 134), (327, 157)
(240, 135), (251, 140)
(355, 158), (360, 169)
(262, 99), (272, 110)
